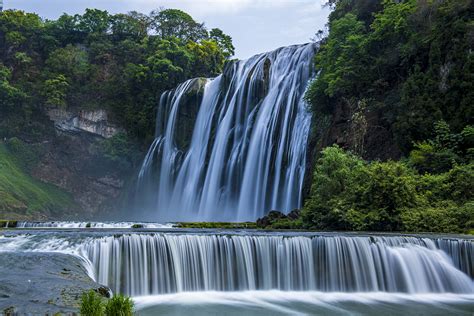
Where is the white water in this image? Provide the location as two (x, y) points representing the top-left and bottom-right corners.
(4, 232), (469, 297)
(1, 232), (473, 313)
(137, 44), (315, 221)
(77, 235), (473, 296)
(16, 221), (172, 229)
(135, 291), (474, 316)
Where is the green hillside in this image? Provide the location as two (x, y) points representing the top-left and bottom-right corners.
(0, 143), (76, 219)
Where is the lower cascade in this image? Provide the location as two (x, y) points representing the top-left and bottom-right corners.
(73, 234), (474, 296)
(137, 44), (315, 221)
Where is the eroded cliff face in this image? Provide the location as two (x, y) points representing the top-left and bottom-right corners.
(31, 137), (123, 219)
(302, 98), (402, 200)
(47, 108), (123, 139)
(0, 109), (135, 220)
(27, 108), (136, 219)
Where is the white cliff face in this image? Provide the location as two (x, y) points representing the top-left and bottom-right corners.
(48, 108), (122, 138)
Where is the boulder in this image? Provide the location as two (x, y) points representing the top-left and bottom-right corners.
(0, 252), (110, 315)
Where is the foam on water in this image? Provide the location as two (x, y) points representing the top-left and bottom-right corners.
(134, 291), (474, 316)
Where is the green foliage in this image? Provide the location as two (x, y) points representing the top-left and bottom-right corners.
(302, 146), (364, 230)
(210, 28), (235, 58)
(0, 143), (75, 219)
(97, 133), (140, 169)
(302, 145), (473, 233)
(43, 74), (69, 107)
(409, 121), (472, 173)
(80, 291), (134, 316)
(5, 137), (41, 170)
(0, 63), (26, 112)
(401, 201), (474, 233)
(104, 295), (134, 316)
(80, 290), (104, 316)
(311, 13), (367, 98)
(150, 8), (207, 41)
(309, 0), (473, 154)
(0, 8), (233, 144)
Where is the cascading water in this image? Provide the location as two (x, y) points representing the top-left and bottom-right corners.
(137, 44), (315, 221)
(1, 231), (473, 314)
(72, 234), (473, 296)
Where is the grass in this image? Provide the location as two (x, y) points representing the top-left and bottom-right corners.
(0, 143), (76, 219)
(80, 290), (134, 316)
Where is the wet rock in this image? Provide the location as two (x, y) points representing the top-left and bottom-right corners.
(0, 252), (110, 315)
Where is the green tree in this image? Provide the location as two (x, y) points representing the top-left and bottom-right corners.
(150, 8), (207, 41)
(43, 74), (69, 108)
(77, 9), (110, 34)
(209, 28), (235, 58)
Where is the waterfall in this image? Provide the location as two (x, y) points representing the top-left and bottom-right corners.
(76, 234), (474, 296)
(137, 44), (315, 221)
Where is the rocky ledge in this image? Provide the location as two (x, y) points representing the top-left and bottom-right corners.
(48, 108), (122, 139)
(0, 252), (110, 315)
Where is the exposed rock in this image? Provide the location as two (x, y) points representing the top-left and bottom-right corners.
(30, 132), (129, 219)
(175, 78), (207, 151)
(48, 108), (123, 139)
(287, 209), (301, 220)
(0, 252), (110, 315)
(256, 210), (288, 228)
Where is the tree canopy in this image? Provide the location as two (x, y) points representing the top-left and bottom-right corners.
(0, 8), (234, 144)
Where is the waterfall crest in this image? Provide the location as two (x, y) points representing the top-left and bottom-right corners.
(137, 44), (315, 221)
(78, 234), (474, 296)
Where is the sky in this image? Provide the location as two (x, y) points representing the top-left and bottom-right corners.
(6, 0), (330, 59)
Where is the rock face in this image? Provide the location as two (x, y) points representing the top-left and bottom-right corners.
(48, 108), (123, 139)
(31, 132), (128, 219)
(0, 252), (110, 314)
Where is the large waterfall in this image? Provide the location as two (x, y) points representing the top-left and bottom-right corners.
(137, 44), (315, 221)
(73, 234), (474, 296)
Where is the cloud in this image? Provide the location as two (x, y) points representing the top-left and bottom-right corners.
(134, 0), (326, 17)
(7, 0), (330, 59)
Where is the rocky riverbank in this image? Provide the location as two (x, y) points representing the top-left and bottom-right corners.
(0, 252), (110, 314)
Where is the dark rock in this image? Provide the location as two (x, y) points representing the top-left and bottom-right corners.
(256, 211), (287, 228)
(287, 209), (301, 220)
(0, 252), (110, 315)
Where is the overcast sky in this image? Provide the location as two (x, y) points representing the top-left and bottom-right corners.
(6, 0), (330, 59)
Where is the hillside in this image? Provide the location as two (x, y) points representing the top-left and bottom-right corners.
(0, 142), (76, 219)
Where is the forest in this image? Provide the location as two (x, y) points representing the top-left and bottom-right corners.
(0, 8), (234, 145)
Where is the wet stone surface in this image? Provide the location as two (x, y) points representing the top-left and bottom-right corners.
(0, 252), (109, 315)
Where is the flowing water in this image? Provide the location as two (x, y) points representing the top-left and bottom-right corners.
(1, 229), (473, 314)
(16, 221), (172, 229)
(137, 44), (315, 221)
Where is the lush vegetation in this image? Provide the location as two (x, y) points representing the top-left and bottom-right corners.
(297, 0), (473, 233)
(0, 8), (234, 144)
(302, 144), (473, 233)
(308, 0), (473, 154)
(0, 141), (75, 218)
(80, 290), (134, 316)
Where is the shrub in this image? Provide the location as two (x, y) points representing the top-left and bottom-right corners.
(401, 201), (474, 233)
(80, 290), (103, 316)
(104, 294), (134, 316)
(80, 291), (134, 316)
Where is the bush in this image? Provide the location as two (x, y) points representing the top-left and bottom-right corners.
(302, 145), (473, 233)
(302, 145), (364, 230)
(104, 294), (134, 316)
(401, 201), (474, 233)
(80, 290), (103, 316)
(80, 291), (134, 316)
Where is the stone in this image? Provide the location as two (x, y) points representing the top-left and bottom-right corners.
(0, 252), (110, 315)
